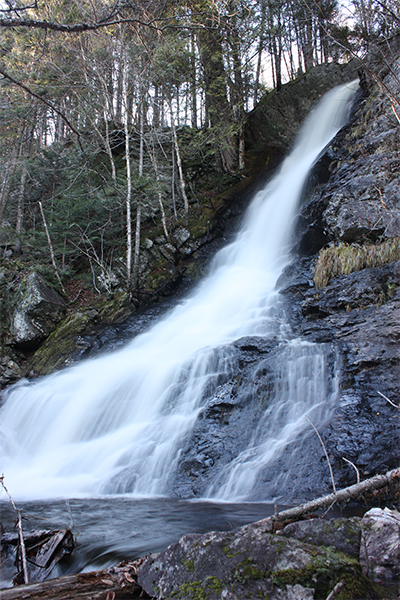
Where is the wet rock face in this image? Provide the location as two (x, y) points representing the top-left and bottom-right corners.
(310, 62), (400, 246)
(275, 59), (400, 496)
(170, 335), (342, 503)
(10, 272), (66, 350)
(280, 265), (400, 492)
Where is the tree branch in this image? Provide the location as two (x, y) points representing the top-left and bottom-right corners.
(0, 67), (84, 153)
(258, 466), (400, 527)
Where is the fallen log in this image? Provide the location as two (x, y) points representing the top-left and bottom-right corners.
(1, 529), (74, 584)
(0, 560), (147, 600)
(259, 466), (400, 530)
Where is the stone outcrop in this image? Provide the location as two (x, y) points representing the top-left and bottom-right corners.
(244, 61), (361, 178)
(10, 272), (66, 350)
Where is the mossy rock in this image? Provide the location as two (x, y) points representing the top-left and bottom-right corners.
(29, 292), (133, 376)
(138, 524), (389, 600)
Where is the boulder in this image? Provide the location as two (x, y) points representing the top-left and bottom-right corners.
(10, 272), (66, 350)
(360, 507), (400, 581)
(137, 520), (375, 600)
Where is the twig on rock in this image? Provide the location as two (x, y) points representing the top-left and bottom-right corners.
(0, 475), (29, 584)
(378, 390), (400, 409)
(342, 457), (361, 483)
(326, 581), (344, 600)
(305, 415), (336, 493)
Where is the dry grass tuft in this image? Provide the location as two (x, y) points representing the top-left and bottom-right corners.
(314, 237), (400, 288)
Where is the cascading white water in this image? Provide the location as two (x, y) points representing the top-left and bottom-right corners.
(0, 81), (358, 500)
(206, 340), (340, 501)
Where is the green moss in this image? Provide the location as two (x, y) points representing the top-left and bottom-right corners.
(29, 292), (133, 375)
(171, 576), (223, 599)
(29, 311), (92, 375)
(181, 558), (194, 572)
(233, 557), (265, 584)
(314, 238), (400, 289)
(93, 292), (131, 323)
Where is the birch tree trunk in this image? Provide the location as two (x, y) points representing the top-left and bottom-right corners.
(170, 101), (189, 218)
(146, 138), (169, 239)
(122, 50), (133, 298)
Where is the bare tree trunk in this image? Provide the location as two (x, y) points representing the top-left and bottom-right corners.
(170, 102), (189, 218)
(133, 198), (141, 292)
(0, 157), (16, 225)
(153, 83), (160, 128)
(103, 109), (117, 180)
(254, 0), (267, 103)
(14, 161), (28, 255)
(171, 142), (177, 219)
(238, 123), (245, 170)
(39, 201), (66, 294)
(190, 28), (197, 127)
(122, 52), (132, 298)
(146, 138), (169, 239)
(139, 98), (144, 179)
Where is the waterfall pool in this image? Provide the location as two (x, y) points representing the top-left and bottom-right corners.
(0, 495), (364, 587)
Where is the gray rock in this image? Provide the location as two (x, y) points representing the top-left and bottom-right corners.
(279, 517), (361, 557)
(301, 261), (400, 317)
(173, 227), (191, 248)
(137, 520), (369, 599)
(159, 243), (177, 263)
(360, 507), (400, 581)
(3, 359), (22, 381)
(11, 272), (66, 349)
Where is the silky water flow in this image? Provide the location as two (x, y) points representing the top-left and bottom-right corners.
(0, 81), (358, 501)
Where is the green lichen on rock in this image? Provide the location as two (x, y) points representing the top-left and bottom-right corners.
(314, 238), (400, 288)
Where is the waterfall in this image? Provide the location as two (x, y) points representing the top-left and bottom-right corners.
(0, 81), (358, 500)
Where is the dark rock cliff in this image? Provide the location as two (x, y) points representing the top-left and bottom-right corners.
(168, 57), (400, 502)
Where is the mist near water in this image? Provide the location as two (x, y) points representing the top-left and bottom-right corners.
(0, 80), (358, 501)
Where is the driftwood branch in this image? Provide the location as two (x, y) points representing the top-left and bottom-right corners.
(260, 466), (400, 527)
(0, 476), (29, 584)
(0, 560), (146, 600)
(1, 528), (75, 585)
